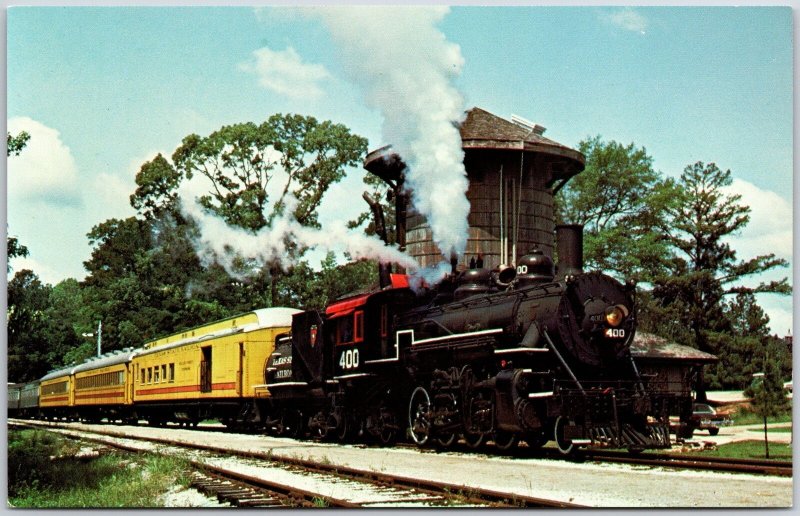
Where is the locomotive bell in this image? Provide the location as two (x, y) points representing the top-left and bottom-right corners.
(516, 249), (555, 286)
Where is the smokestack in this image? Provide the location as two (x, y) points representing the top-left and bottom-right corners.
(556, 224), (583, 276)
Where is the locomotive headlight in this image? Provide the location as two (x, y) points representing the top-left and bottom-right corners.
(605, 305), (628, 327)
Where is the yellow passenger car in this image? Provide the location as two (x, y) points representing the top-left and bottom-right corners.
(39, 366), (75, 420)
(131, 307), (298, 426)
(72, 349), (137, 423)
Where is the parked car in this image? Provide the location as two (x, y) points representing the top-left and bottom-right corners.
(691, 403), (732, 436)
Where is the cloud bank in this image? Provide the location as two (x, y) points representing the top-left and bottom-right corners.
(607, 8), (648, 34)
(722, 178), (792, 262)
(7, 117), (82, 207)
(239, 46), (330, 100)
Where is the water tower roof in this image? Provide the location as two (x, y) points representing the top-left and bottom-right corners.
(364, 107), (584, 182)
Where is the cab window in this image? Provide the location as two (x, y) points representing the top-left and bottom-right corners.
(354, 311), (364, 343)
(336, 310), (365, 345)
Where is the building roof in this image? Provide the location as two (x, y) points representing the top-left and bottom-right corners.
(630, 332), (718, 364)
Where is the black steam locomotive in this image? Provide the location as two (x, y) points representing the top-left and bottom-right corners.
(261, 225), (674, 454)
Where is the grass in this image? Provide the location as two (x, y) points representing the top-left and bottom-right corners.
(728, 406), (792, 426)
(695, 440), (792, 461)
(8, 429), (193, 508)
(748, 426), (792, 433)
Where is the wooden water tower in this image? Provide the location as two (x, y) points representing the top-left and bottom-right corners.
(364, 107), (585, 270)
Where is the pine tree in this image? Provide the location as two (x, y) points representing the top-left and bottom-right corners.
(652, 162), (790, 355)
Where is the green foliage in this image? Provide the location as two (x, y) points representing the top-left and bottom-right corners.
(7, 270), (54, 381)
(8, 429), (193, 507)
(8, 131), (31, 270)
(695, 440), (791, 461)
(129, 153), (183, 220)
(167, 113), (367, 231)
(556, 135), (675, 283)
(7, 235), (30, 272)
(730, 406), (793, 426)
(276, 252), (378, 310)
(349, 171), (397, 243)
(9, 113), (372, 382)
(7, 130), (30, 156)
(651, 162), (790, 353)
(743, 341), (792, 418)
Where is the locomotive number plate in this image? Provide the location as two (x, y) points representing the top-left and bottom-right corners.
(339, 348), (360, 370)
(605, 328), (626, 338)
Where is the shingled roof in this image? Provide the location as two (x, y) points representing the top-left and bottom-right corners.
(631, 332), (718, 364)
(459, 107), (584, 164)
(364, 106), (584, 182)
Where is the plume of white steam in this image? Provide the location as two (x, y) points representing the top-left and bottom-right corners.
(181, 194), (418, 279)
(309, 6), (471, 259)
(407, 261), (453, 292)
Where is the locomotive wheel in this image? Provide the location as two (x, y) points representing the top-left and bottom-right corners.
(408, 386), (432, 446)
(334, 414), (357, 443)
(376, 406), (398, 446)
(554, 416), (575, 455)
(493, 431), (519, 452)
(378, 424), (397, 446)
(335, 416), (349, 442)
(463, 432), (485, 449)
(278, 409), (304, 438)
(522, 431), (548, 450)
(434, 432), (457, 448)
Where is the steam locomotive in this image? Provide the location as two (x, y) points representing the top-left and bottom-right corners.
(261, 225), (674, 454)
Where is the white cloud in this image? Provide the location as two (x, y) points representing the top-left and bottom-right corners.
(721, 178), (793, 336)
(722, 178), (792, 262)
(238, 46), (330, 100)
(608, 8), (648, 34)
(8, 254), (65, 286)
(756, 294), (793, 337)
(7, 117), (82, 207)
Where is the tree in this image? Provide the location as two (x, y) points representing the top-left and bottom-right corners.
(704, 293), (773, 389)
(7, 236), (29, 272)
(129, 153), (183, 220)
(129, 114), (369, 307)
(7, 270), (52, 381)
(652, 162), (790, 355)
(556, 136), (676, 282)
(276, 252), (378, 310)
(168, 114), (368, 231)
(744, 337), (792, 458)
(348, 172), (398, 244)
(7, 130), (30, 156)
(7, 130), (30, 271)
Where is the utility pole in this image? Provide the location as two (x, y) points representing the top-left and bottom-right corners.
(81, 320), (103, 359)
(96, 320), (102, 358)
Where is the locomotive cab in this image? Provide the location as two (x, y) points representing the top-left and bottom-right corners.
(324, 280), (416, 377)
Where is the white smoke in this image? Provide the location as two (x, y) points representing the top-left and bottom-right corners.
(181, 193), (418, 278)
(407, 261), (453, 292)
(309, 6), (471, 259)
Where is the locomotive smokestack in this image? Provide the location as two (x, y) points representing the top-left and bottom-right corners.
(556, 224), (584, 276)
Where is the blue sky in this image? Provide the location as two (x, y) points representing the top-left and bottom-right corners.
(5, 5), (794, 334)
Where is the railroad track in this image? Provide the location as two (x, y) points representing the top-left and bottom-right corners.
(582, 449), (792, 477)
(10, 420), (580, 508)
